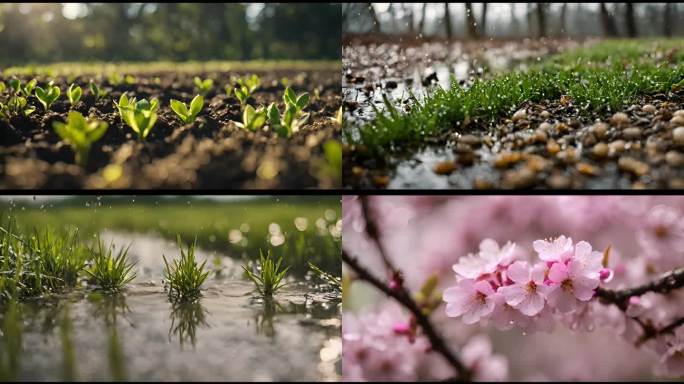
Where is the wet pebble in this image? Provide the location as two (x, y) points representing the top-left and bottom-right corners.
(539, 122), (553, 132)
(459, 134), (481, 147)
(547, 174), (571, 189)
(608, 140), (626, 156)
(592, 122), (609, 139)
(618, 156), (649, 176)
(642, 104), (656, 114)
(512, 109), (527, 122)
(622, 127), (642, 140)
(372, 175), (389, 188)
(433, 160), (457, 175)
(385, 80), (398, 89)
(610, 112), (630, 126)
(592, 142), (609, 158)
(501, 167), (536, 189)
(671, 115), (684, 126)
(546, 140), (560, 155)
(494, 151), (522, 168)
(666, 151), (684, 167)
(540, 110), (551, 119)
(576, 162), (598, 176)
(673, 127), (684, 146)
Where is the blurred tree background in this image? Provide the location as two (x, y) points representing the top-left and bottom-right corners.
(343, 3), (684, 39)
(0, 3), (341, 65)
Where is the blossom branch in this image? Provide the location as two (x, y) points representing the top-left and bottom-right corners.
(595, 266), (684, 309)
(596, 266), (684, 345)
(342, 249), (471, 381)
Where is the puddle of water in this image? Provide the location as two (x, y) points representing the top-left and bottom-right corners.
(0, 231), (341, 381)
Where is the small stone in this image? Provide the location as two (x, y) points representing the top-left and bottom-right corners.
(474, 178), (493, 189)
(546, 140), (560, 155)
(512, 108), (527, 122)
(459, 134), (481, 146)
(673, 127), (684, 146)
(385, 80), (398, 89)
(608, 140), (626, 155)
(555, 122), (570, 134)
(557, 147), (579, 164)
(539, 122), (553, 132)
(642, 104), (656, 114)
(534, 129), (548, 143)
(457, 152), (475, 166)
(582, 133), (597, 147)
(540, 110), (551, 119)
(622, 127), (642, 140)
(501, 167), (537, 189)
(351, 166), (365, 177)
(372, 175), (390, 188)
(560, 95), (572, 106)
(547, 174), (571, 189)
(674, 110), (684, 118)
(618, 156), (649, 176)
(576, 162), (598, 176)
(433, 160), (457, 175)
(610, 112), (630, 126)
(592, 122), (609, 139)
(494, 151), (522, 168)
(525, 154), (549, 172)
(592, 142), (609, 158)
(669, 178), (684, 189)
(454, 143), (473, 154)
(671, 115), (684, 126)
(666, 151), (684, 167)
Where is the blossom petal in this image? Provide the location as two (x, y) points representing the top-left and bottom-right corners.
(499, 284), (526, 306)
(518, 293), (545, 316)
(548, 262), (568, 283)
(474, 280), (495, 296)
(546, 286), (577, 313)
(506, 261), (529, 284)
(530, 264), (546, 284)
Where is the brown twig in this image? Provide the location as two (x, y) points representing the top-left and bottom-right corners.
(596, 267), (684, 345)
(342, 248), (470, 381)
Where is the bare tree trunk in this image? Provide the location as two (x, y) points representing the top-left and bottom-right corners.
(444, 3), (453, 39)
(418, 3), (427, 36)
(600, 3), (618, 37)
(510, 3), (519, 37)
(664, 3), (673, 37)
(559, 3), (568, 37)
(527, 3), (534, 36)
(625, 3), (637, 37)
(406, 4), (415, 35)
(480, 3), (488, 37)
(367, 2), (380, 33)
(465, 3), (478, 38)
(536, 3), (547, 38)
(388, 3), (397, 33)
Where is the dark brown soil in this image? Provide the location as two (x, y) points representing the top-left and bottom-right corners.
(0, 69), (341, 189)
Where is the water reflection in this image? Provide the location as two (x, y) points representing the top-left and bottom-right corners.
(168, 300), (209, 348)
(254, 297), (281, 340)
(0, 301), (21, 380)
(87, 293), (130, 381)
(59, 304), (76, 381)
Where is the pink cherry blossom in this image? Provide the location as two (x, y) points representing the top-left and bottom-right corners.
(544, 241), (603, 313)
(461, 334), (509, 381)
(452, 239), (517, 279)
(498, 261), (548, 316)
(443, 279), (496, 324)
(533, 235), (574, 262)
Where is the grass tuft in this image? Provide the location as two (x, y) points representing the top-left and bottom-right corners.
(242, 249), (289, 296)
(85, 235), (136, 292)
(163, 235), (210, 302)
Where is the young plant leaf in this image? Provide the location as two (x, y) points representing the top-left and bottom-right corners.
(67, 83), (82, 105)
(35, 83), (61, 111)
(52, 110), (108, 167)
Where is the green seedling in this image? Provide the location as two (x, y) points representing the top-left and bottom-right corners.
(52, 110), (108, 167)
(233, 84), (250, 105)
(241, 249), (289, 296)
(124, 75), (136, 85)
(116, 94), (159, 140)
(267, 88), (310, 138)
(67, 83), (82, 106)
(280, 77), (290, 88)
(89, 81), (107, 101)
(0, 81), (6, 93)
(35, 81), (61, 111)
(238, 74), (260, 93)
(0, 96), (35, 120)
(332, 106), (343, 125)
(170, 94), (204, 124)
(108, 73), (122, 86)
(162, 235), (210, 302)
(224, 84), (234, 99)
(85, 235), (136, 292)
(235, 104), (267, 131)
(8, 78), (21, 94)
(10, 78), (37, 97)
(323, 139), (342, 182)
(193, 77), (214, 96)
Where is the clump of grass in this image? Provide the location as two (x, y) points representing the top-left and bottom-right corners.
(163, 235), (209, 302)
(85, 235), (136, 292)
(308, 261), (341, 293)
(28, 227), (88, 291)
(242, 249), (289, 296)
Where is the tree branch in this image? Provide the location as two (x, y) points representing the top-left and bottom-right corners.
(359, 196), (395, 276)
(595, 267), (684, 310)
(595, 266), (684, 345)
(342, 249), (471, 381)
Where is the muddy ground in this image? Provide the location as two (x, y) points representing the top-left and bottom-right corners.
(0, 68), (341, 189)
(342, 37), (684, 189)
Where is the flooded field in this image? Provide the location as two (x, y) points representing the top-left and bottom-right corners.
(0, 196), (341, 381)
